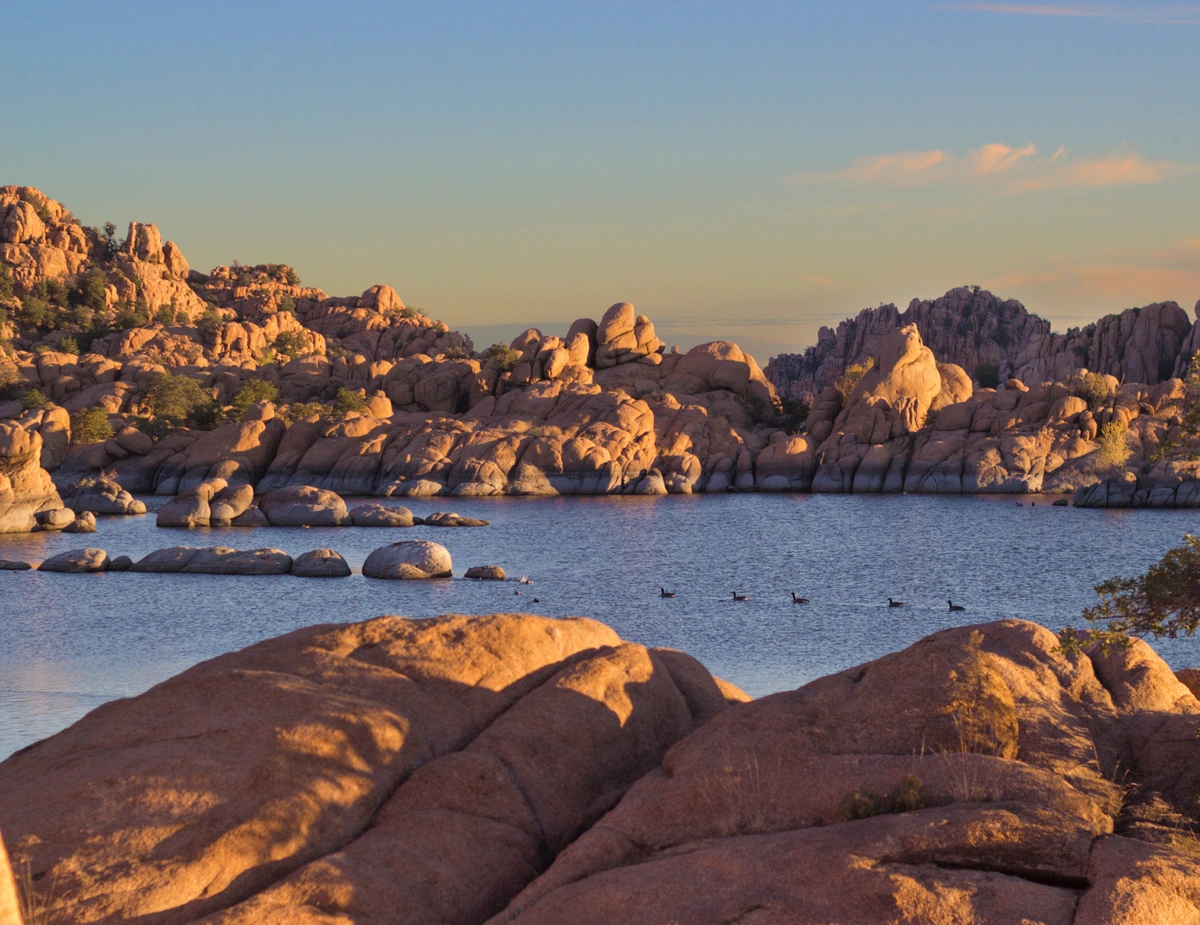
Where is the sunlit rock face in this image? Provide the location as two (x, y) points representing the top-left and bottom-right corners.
(3, 615), (1200, 923)
(767, 286), (1198, 399)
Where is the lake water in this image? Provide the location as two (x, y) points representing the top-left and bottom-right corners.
(2, 493), (1199, 760)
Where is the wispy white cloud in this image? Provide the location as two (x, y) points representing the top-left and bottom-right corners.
(1018, 152), (1198, 189)
(968, 142), (1038, 175)
(790, 150), (951, 188)
(984, 238), (1200, 301)
(792, 143), (1198, 191)
(946, 3), (1200, 24)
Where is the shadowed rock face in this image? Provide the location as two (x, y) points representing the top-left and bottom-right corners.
(1, 615), (1199, 923)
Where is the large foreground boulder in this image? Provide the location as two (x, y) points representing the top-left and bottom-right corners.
(2, 616), (1199, 923)
(362, 540), (453, 579)
(0, 613), (734, 925)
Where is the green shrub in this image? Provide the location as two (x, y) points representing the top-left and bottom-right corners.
(441, 346), (470, 360)
(272, 330), (308, 357)
(0, 263), (13, 300)
(486, 343), (520, 371)
(70, 406), (114, 445)
(843, 775), (925, 820)
(230, 378), (279, 419)
(282, 401), (327, 424)
(154, 303), (177, 326)
(835, 357), (874, 399)
(58, 336), (80, 356)
(34, 279), (69, 305)
(1060, 534), (1200, 654)
(20, 388), (48, 409)
(334, 387), (369, 414)
(73, 267), (108, 316)
(780, 397), (811, 434)
(973, 363), (1000, 389)
(1068, 371), (1116, 406)
(199, 307), (221, 327)
(285, 267), (300, 286)
(141, 372), (215, 426)
(113, 299), (150, 330)
(1096, 419), (1132, 471)
(132, 415), (172, 440)
(20, 296), (51, 329)
(278, 296), (296, 314)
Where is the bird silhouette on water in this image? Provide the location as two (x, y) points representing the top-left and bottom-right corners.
(732, 592), (748, 601)
(661, 587), (676, 598)
(791, 592), (810, 604)
(888, 598), (904, 607)
(949, 600), (965, 611)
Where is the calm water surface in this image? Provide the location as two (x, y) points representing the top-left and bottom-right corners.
(2, 493), (1199, 759)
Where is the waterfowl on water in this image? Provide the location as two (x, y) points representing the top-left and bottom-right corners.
(732, 592), (748, 601)
(888, 598), (904, 607)
(791, 592), (810, 604)
(949, 600), (965, 611)
(661, 588), (676, 598)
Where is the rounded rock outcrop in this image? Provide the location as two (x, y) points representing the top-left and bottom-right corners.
(349, 503), (416, 528)
(62, 479), (147, 516)
(423, 511), (489, 527)
(465, 565), (506, 580)
(291, 548), (352, 578)
(362, 540), (453, 579)
(259, 486), (351, 527)
(38, 547), (110, 572)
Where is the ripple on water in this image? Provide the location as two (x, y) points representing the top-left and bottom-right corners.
(1, 492), (1198, 758)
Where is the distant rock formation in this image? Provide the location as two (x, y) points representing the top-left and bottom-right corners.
(2, 613), (1199, 922)
(766, 286), (1199, 399)
(8, 186), (1200, 502)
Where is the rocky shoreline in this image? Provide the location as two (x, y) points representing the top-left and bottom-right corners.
(5, 185), (1200, 531)
(1, 612), (1198, 923)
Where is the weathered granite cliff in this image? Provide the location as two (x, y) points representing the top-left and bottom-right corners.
(767, 286), (1198, 399)
(2, 613), (1198, 923)
(6, 186), (1200, 505)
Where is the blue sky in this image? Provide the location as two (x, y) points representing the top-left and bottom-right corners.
(3, 1), (1198, 360)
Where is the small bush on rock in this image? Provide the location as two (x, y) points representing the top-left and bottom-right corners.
(1096, 419), (1132, 471)
(20, 388), (48, 409)
(1068, 371), (1116, 406)
(334, 388), (369, 414)
(230, 379), (279, 419)
(487, 343), (519, 371)
(70, 407), (114, 445)
(835, 357), (874, 399)
(141, 372), (216, 427)
(272, 330), (312, 358)
(843, 775), (925, 820)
